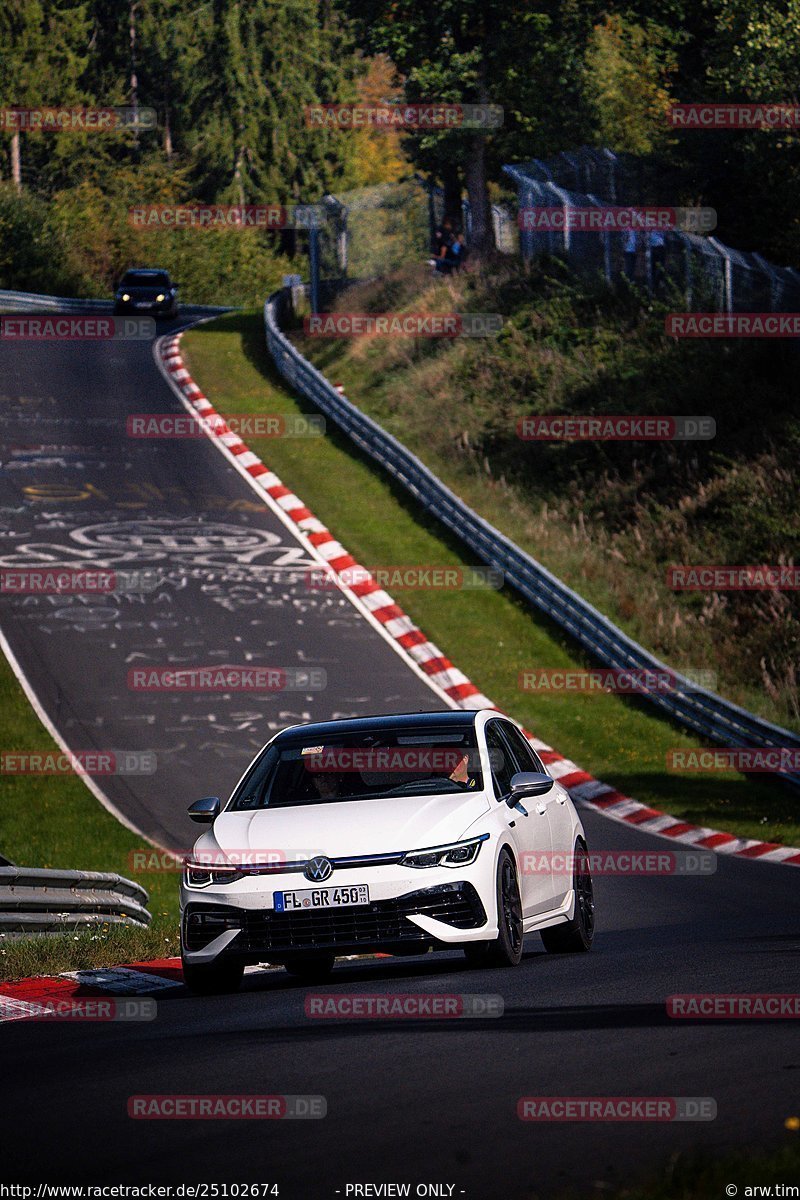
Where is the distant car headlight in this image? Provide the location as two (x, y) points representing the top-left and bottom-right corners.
(121, 293), (130, 301)
(156, 293), (165, 302)
(184, 859), (243, 887)
(401, 834), (489, 869)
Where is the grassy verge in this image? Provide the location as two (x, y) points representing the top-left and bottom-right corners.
(182, 312), (799, 846)
(297, 263), (800, 735)
(0, 922), (179, 984)
(0, 650), (179, 983)
(588, 1138), (800, 1200)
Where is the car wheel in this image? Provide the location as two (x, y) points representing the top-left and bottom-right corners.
(540, 839), (594, 953)
(181, 955), (244, 995)
(463, 849), (523, 968)
(284, 953), (336, 982)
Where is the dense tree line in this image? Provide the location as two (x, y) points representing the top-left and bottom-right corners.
(0, 0), (798, 294)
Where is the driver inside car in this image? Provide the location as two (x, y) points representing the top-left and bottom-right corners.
(448, 753), (477, 788)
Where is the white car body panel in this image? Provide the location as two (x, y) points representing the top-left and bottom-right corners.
(180, 709), (586, 966)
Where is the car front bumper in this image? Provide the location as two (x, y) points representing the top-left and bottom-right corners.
(180, 861), (498, 964)
(114, 299), (176, 315)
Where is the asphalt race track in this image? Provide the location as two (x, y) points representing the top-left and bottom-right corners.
(2, 315), (798, 1197)
(4, 820), (800, 1195)
(0, 311), (443, 849)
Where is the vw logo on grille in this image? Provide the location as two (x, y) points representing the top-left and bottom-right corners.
(304, 855), (333, 882)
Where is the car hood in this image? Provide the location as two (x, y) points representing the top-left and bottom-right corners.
(205, 790), (492, 862)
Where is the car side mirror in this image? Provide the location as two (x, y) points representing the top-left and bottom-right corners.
(505, 772), (554, 805)
(188, 796), (221, 823)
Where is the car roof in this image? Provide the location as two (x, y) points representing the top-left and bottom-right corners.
(273, 710), (478, 743)
(123, 267), (170, 276)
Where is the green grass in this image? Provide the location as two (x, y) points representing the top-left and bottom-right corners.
(182, 312), (800, 846)
(0, 649), (180, 982)
(0, 921), (179, 984)
(580, 1138), (800, 1200)
(297, 263), (800, 735)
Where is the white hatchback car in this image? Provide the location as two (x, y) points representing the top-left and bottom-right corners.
(180, 710), (594, 993)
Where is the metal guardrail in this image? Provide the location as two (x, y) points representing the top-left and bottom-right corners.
(0, 865), (151, 934)
(0, 288), (111, 312)
(0, 287), (228, 315)
(264, 288), (800, 790)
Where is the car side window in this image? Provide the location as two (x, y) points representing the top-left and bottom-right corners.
(500, 722), (547, 775)
(485, 723), (517, 798)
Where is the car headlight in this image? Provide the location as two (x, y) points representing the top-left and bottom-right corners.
(121, 293), (130, 301)
(184, 860), (243, 887)
(156, 293), (165, 302)
(400, 834), (489, 869)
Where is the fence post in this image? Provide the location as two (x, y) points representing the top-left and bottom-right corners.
(684, 240), (694, 309)
(708, 239), (733, 312)
(546, 183), (572, 255)
(588, 193), (612, 283)
(309, 223), (320, 314)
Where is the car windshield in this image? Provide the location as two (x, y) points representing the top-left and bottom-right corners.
(121, 271), (171, 287)
(229, 725), (483, 810)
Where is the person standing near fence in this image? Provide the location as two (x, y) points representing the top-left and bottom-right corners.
(624, 229), (638, 279)
(649, 229), (666, 291)
(433, 217), (455, 273)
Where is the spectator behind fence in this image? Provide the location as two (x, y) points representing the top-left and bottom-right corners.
(449, 230), (468, 272)
(433, 218), (455, 273)
(624, 229), (638, 280)
(649, 229), (666, 290)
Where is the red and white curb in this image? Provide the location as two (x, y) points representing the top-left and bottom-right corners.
(0, 959), (183, 1022)
(155, 333), (800, 871)
(0, 954), (396, 1022)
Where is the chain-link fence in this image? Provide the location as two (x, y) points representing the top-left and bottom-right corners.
(503, 147), (800, 312)
(310, 180), (430, 310)
(308, 177), (517, 310)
